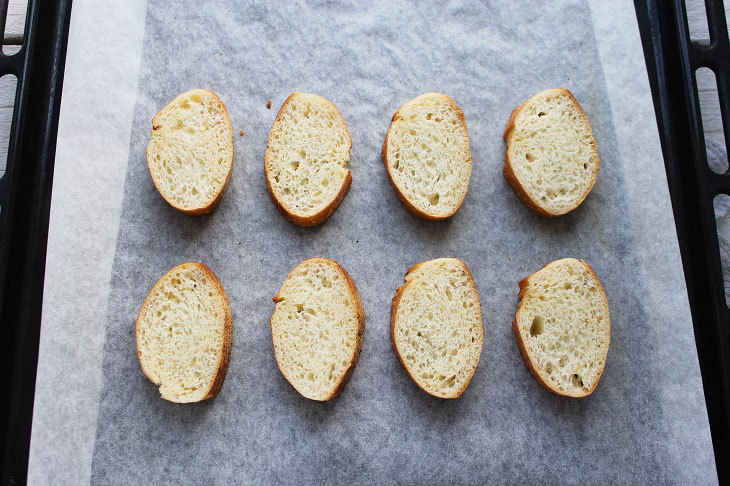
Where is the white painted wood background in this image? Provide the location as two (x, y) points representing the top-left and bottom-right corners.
(687, 0), (730, 175)
(0, 0), (25, 177)
(0, 1), (726, 180)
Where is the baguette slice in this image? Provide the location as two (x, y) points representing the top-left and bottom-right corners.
(146, 89), (234, 215)
(391, 258), (483, 398)
(503, 89), (599, 217)
(382, 93), (472, 220)
(265, 93), (352, 227)
(271, 258), (365, 401)
(513, 258), (610, 397)
(136, 263), (233, 403)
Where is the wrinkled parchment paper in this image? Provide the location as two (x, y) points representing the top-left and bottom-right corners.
(30, 1), (717, 484)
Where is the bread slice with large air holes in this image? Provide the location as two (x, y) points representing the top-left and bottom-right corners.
(513, 258), (610, 398)
(382, 93), (472, 220)
(391, 258), (483, 398)
(136, 262), (233, 403)
(503, 88), (599, 217)
(271, 258), (365, 401)
(265, 93), (352, 227)
(146, 89), (234, 215)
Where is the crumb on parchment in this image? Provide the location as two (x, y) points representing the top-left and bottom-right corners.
(239, 130), (244, 136)
(266, 99), (272, 109)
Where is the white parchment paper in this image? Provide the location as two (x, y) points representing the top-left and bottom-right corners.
(28, 1), (148, 485)
(30, 1), (717, 484)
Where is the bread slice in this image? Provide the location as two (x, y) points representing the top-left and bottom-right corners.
(265, 93), (352, 227)
(136, 263), (233, 403)
(271, 258), (365, 401)
(146, 89), (234, 215)
(382, 93), (472, 220)
(503, 89), (599, 217)
(391, 258), (483, 398)
(513, 258), (610, 397)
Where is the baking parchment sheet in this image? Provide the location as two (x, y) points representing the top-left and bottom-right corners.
(29, 1), (717, 484)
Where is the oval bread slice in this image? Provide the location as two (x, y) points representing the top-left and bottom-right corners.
(265, 93), (352, 227)
(513, 258), (610, 397)
(503, 88), (599, 217)
(146, 89), (234, 215)
(391, 258), (483, 398)
(136, 263), (233, 403)
(271, 258), (365, 401)
(382, 93), (472, 220)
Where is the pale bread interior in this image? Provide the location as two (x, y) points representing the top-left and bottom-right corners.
(266, 93), (351, 218)
(136, 263), (230, 403)
(506, 89), (598, 215)
(384, 93), (471, 218)
(393, 258), (483, 398)
(271, 259), (362, 401)
(515, 258), (610, 397)
(147, 89), (233, 212)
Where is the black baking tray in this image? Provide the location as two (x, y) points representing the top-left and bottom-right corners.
(0, 0), (727, 484)
(635, 0), (730, 480)
(0, 0), (72, 484)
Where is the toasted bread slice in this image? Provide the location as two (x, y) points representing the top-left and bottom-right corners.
(382, 93), (472, 220)
(513, 258), (610, 397)
(391, 258), (483, 398)
(146, 89), (234, 215)
(265, 93), (352, 227)
(136, 263), (233, 403)
(503, 89), (599, 217)
(271, 258), (365, 401)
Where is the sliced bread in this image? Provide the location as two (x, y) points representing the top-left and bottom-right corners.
(265, 93), (352, 227)
(136, 263), (233, 403)
(271, 258), (365, 401)
(382, 93), (472, 220)
(391, 258), (483, 398)
(146, 89), (234, 215)
(503, 88), (599, 217)
(513, 258), (610, 397)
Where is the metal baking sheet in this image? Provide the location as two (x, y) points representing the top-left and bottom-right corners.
(30, 1), (716, 484)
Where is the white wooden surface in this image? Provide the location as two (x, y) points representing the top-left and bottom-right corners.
(3, 0), (24, 43)
(687, 0), (729, 175)
(0, 0), (25, 177)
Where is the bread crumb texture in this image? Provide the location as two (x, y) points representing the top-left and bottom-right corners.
(146, 89), (233, 212)
(392, 258), (483, 398)
(265, 93), (351, 219)
(136, 263), (231, 403)
(506, 89), (599, 216)
(515, 258), (610, 397)
(384, 93), (472, 219)
(271, 258), (364, 401)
